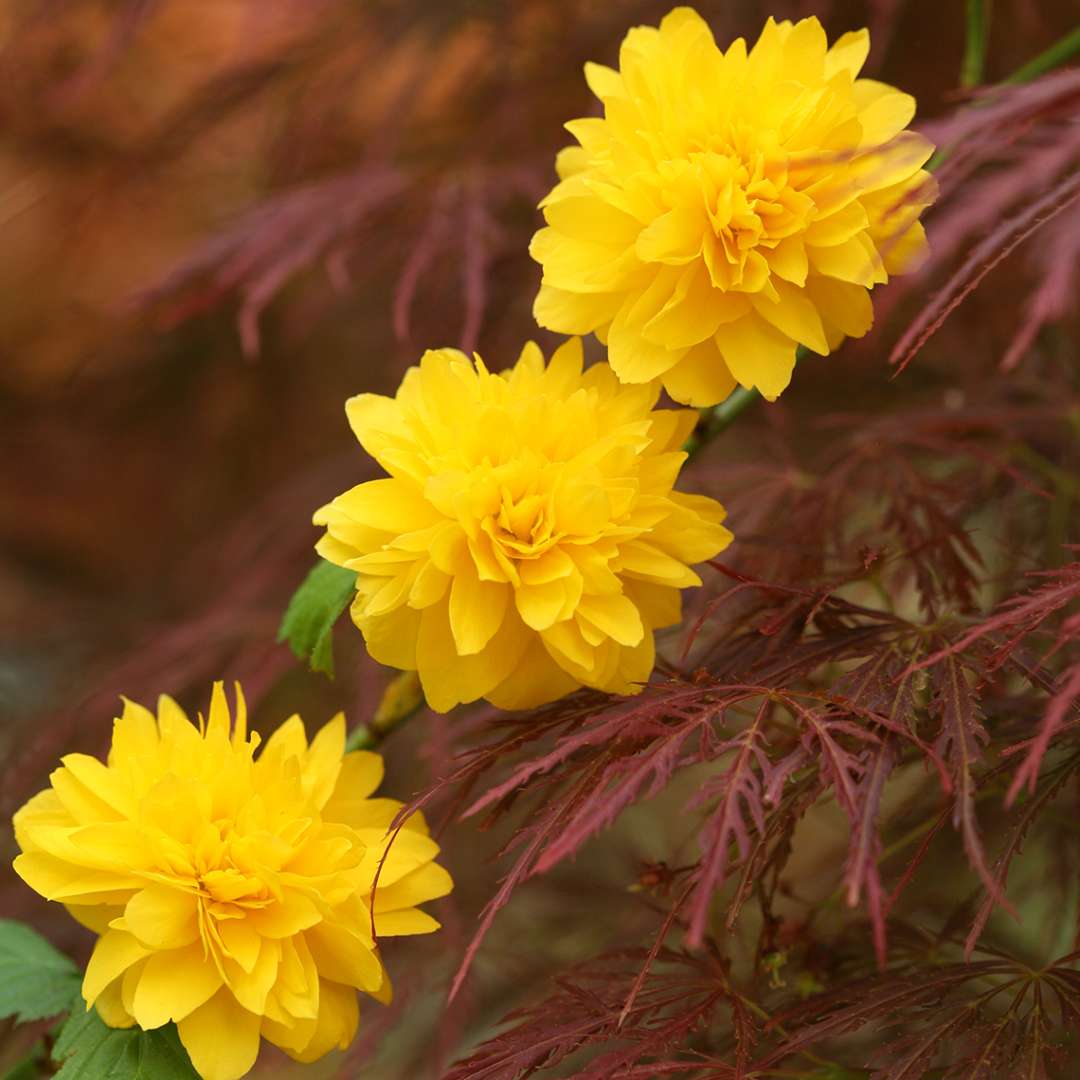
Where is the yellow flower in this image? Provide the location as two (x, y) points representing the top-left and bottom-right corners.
(12, 683), (451, 1080)
(530, 8), (936, 405)
(314, 339), (732, 712)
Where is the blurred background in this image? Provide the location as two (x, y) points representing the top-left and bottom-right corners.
(1, 1), (1078, 1076)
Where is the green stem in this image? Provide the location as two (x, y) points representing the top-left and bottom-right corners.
(344, 724), (379, 752)
(1004, 25), (1080, 85)
(346, 709), (423, 752)
(344, 670), (425, 752)
(709, 384), (761, 431)
(685, 386), (761, 457)
(962, 0), (992, 87)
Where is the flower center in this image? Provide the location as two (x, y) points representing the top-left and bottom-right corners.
(488, 489), (559, 560)
(651, 129), (815, 291)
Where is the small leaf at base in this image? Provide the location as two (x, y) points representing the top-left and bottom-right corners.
(277, 559), (357, 677)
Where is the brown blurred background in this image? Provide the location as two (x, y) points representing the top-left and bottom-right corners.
(1, 1), (1077, 1076)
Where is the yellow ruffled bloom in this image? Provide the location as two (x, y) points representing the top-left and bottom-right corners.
(531, 8), (936, 405)
(12, 684), (451, 1080)
(314, 339), (732, 712)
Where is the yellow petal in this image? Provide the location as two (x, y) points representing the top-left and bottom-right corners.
(329, 478), (440, 534)
(804, 276), (874, 339)
(373, 909), (441, 936)
(326, 751), (384, 808)
(65, 903), (122, 935)
(554, 143), (588, 180)
(94, 977), (136, 1029)
(284, 980), (358, 1064)
(56, 755), (134, 819)
(273, 936), (320, 1021)
(751, 279), (830, 355)
(130, 944), (223, 1028)
(542, 619), (598, 674)
(123, 886), (199, 950)
(218, 920), (262, 974)
(809, 232), (884, 285)
(356, 827), (442, 889)
(881, 220), (929, 275)
(416, 602), (529, 712)
(303, 712), (346, 808)
(449, 572), (509, 656)
(14, 851), (142, 903)
(260, 1012), (315, 1055)
(344, 393), (407, 471)
(373, 861), (455, 914)
(354, 600), (421, 671)
(108, 699), (159, 769)
(177, 988), (262, 1080)
(635, 206), (703, 265)
(83, 929), (150, 1007)
(205, 681), (231, 740)
(584, 60), (624, 100)
(518, 547), (575, 586)
(305, 923), (384, 992)
(643, 265), (747, 349)
(530, 226), (637, 293)
(767, 237), (809, 286)
(622, 578), (682, 630)
(854, 79), (916, 146)
(258, 714), (307, 763)
(714, 314), (798, 401)
(618, 541), (701, 587)
(780, 17), (828, 84)
(534, 275), (610, 341)
(408, 560), (450, 608)
(608, 300), (687, 384)
(616, 626), (657, 689)
(825, 28), (870, 79)
(224, 938), (280, 1015)
(542, 195), (641, 247)
(487, 639), (582, 710)
(576, 593), (645, 647)
(805, 201), (870, 247)
(661, 341), (738, 407)
(515, 579), (570, 632)
(644, 407), (697, 454)
(13, 789), (71, 850)
(247, 893), (322, 939)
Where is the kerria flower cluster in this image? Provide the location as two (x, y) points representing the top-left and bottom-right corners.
(531, 7), (937, 405)
(12, 684), (451, 1080)
(314, 338), (732, 712)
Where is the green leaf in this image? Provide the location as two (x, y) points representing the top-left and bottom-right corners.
(0, 919), (81, 1023)
(53, 1006), (198, 1080)
(277, 558), (357, 677)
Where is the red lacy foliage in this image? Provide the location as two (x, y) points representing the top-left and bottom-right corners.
(443, 949), (744, 1080)
(413, 388), (1079, 1074)
(893, 70), (1080, 371)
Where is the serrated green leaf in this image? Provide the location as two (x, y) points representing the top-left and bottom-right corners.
(277, 558), (357, 677)
(0, 919), (81, 1023)
(54, 1006), (198, 1080)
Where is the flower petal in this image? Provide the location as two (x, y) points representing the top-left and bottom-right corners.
(131, 944), (223, 1029)
(178, 989), (262, 1080)
(714, 314), (798, 400)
